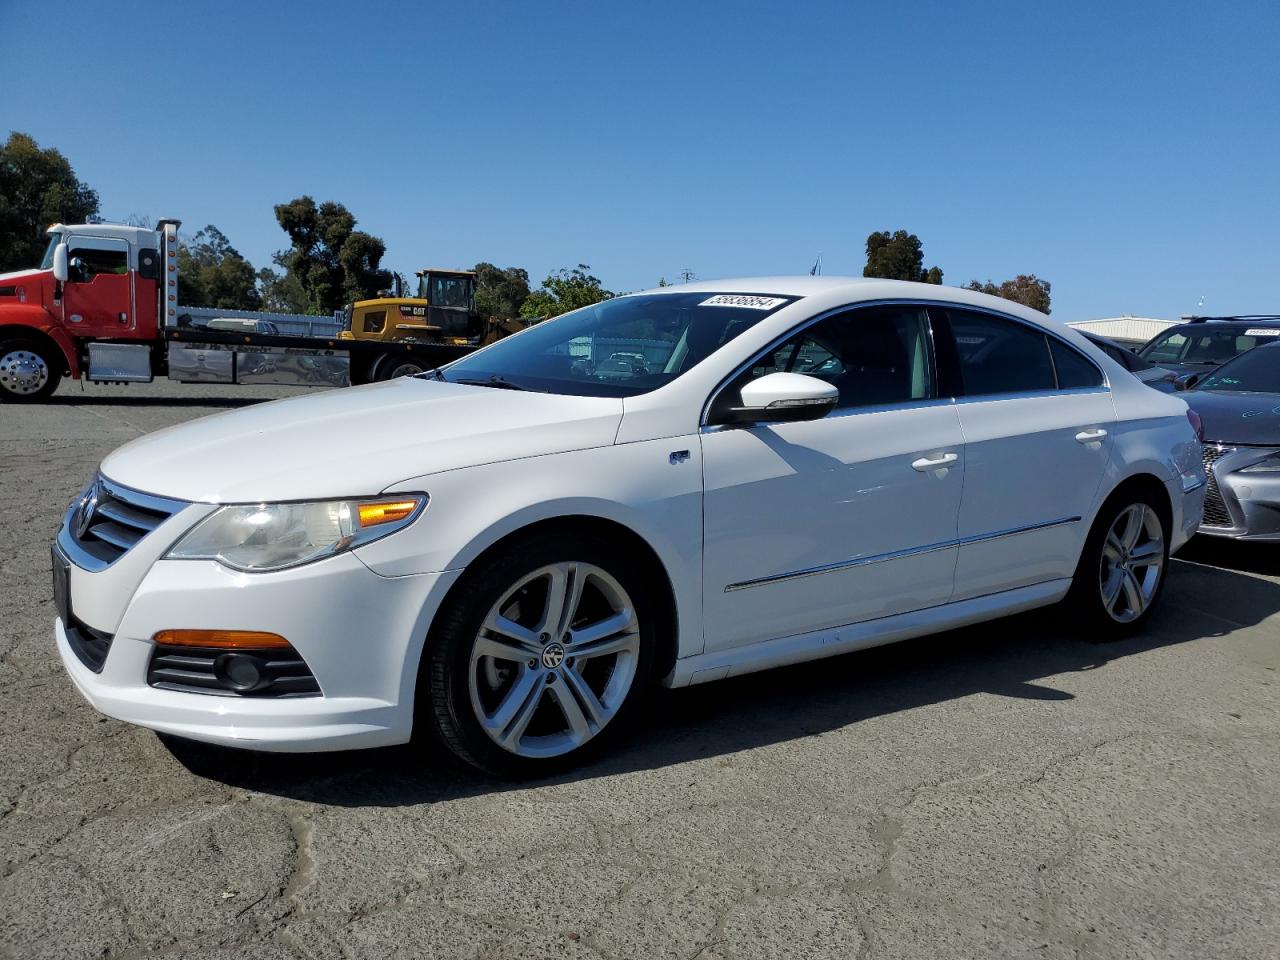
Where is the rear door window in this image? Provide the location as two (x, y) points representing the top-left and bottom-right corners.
(1050, 340), (1105, 388)
(943, 309), (1056, 396)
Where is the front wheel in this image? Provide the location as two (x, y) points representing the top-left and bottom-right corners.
(422, 532), (655, 778)
(1068, 491), (1169, 639)
(0, 339), (60, 402)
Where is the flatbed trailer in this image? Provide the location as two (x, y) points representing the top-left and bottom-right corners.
(162, 324), (475, 388)
(0, 217), (481, 401)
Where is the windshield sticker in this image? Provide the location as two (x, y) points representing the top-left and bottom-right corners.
(1244, 329), (1280, 337)
(699, 295), (787, 310)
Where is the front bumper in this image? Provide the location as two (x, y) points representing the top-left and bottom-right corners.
(1198, 445), (1280, 540)
(54, 552), (460, 752)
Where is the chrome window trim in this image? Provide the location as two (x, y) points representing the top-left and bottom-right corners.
(952, 385), (1111, 405)
(723, 515), (1081, 592)
(700, 298), (1108, 427)
(700, 299), (943, 427)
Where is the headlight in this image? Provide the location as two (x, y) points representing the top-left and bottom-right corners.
(1240, 452), (1280, 474)
(166, 496), (426, 572)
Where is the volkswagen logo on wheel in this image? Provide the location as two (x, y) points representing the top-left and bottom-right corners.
(75, 484), (99, 539)
(540, 641), (566, 670)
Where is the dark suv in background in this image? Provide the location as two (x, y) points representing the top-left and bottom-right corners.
(1139, 315), (1280, 376)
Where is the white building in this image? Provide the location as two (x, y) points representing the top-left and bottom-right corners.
(1066, 315), (1177, 348)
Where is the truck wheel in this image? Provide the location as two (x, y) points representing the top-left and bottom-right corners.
(378, 356), (428, 380)
(0, 339), (60, 402)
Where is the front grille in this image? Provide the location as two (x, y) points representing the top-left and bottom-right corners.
(148, 645), (321, 698)
(66, 617), (113, 672)
(71, 477), (183, 568)
(1201, 445), (1234, 527)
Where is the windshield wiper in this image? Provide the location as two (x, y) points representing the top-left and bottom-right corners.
(453, 375), (530, 391)
(414, 367), (447, 381)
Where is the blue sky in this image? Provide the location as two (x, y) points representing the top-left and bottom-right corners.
(4, 0), (1278, 320)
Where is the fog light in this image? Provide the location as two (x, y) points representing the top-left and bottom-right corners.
(214, 653), (267, 693)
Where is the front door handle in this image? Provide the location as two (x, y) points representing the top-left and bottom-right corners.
(1075, 428), (1108, 444)
(912, 452), (959, 472)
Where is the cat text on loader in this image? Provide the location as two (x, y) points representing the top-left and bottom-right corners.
(340, 268), (526, 377)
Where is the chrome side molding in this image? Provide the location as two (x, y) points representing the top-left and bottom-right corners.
(724, 515), (1082, 592)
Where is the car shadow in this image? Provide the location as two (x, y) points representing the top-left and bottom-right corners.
(161, 551), (1280, 805)
(1176, 534), (1280, 578)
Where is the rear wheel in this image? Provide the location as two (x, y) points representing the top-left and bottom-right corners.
(422, 532), (655, 778)
(1068, 490), (1169, 639)
(0, 338), (59, 402)
(378, 355), (428, 380)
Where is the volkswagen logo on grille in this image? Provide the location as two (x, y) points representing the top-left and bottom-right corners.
(540, 641), (566, 670)
(75, 484), (99, 539)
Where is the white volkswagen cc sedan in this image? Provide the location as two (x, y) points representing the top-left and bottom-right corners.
(52, 278), (1206, 776)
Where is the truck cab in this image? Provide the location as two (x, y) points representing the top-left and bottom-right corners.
(0, 220), (173, 400)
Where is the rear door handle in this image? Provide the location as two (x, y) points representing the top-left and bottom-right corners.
(912, 452), (959, 472)
(1075, 428), (1108, 444)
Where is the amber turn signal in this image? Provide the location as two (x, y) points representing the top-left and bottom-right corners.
(153, 629), (292, 649)
(358, 500), (420, 527)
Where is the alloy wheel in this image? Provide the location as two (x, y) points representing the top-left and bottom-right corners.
(468, 561), (640, 758)
(1098, 503), (1164, 623)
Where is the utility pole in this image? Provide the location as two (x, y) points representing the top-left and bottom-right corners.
(678, 268), (697, 284)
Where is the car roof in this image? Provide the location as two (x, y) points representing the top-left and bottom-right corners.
(631, 276), (1059, 325)
(1161, 321), (1280, 334)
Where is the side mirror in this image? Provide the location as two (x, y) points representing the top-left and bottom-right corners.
(1174, 372), (1201, 392)
(52, 243), (69, 282)
(722, 372), (839, 425)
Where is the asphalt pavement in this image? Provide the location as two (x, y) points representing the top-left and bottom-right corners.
(1, 380), (1277, 959)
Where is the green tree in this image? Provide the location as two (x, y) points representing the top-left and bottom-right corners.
(966, 274), (1052, 314)
(473, 262), (531, 318)
(519, 265), (614, 321)
(256, 259), (310, 314)
(863, 230), (943, 284)
(271, 196), (392, 314)
(0, 132), (100, 272)
(177, 225), (261, 309)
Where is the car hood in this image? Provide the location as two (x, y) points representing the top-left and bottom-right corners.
(101, 378), (625, 502)
(1184, 389), (1280, 446)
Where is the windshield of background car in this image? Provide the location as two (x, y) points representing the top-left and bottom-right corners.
(39, 234), (60, 269)
(1196, 345), (1280, 393)
(441, 292), (796, 397)
(1140, 326), (1280, 364)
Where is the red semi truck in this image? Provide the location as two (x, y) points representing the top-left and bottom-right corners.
(0, 219), (476, 402)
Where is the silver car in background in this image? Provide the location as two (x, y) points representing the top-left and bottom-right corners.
(1179, 341), (1280, 539)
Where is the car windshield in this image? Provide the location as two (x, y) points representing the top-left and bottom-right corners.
(39, 234), (60, 269)
(1195, 345), (1280, 393)
(1140, 326), (1280, 365)
(440, 291), (794, 397)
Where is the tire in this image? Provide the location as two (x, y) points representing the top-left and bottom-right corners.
(378, 355), (428, 381)
(1067, 487), (1170, 640)
(0, 338), (60, 402)
(421, 531), (657, 778)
